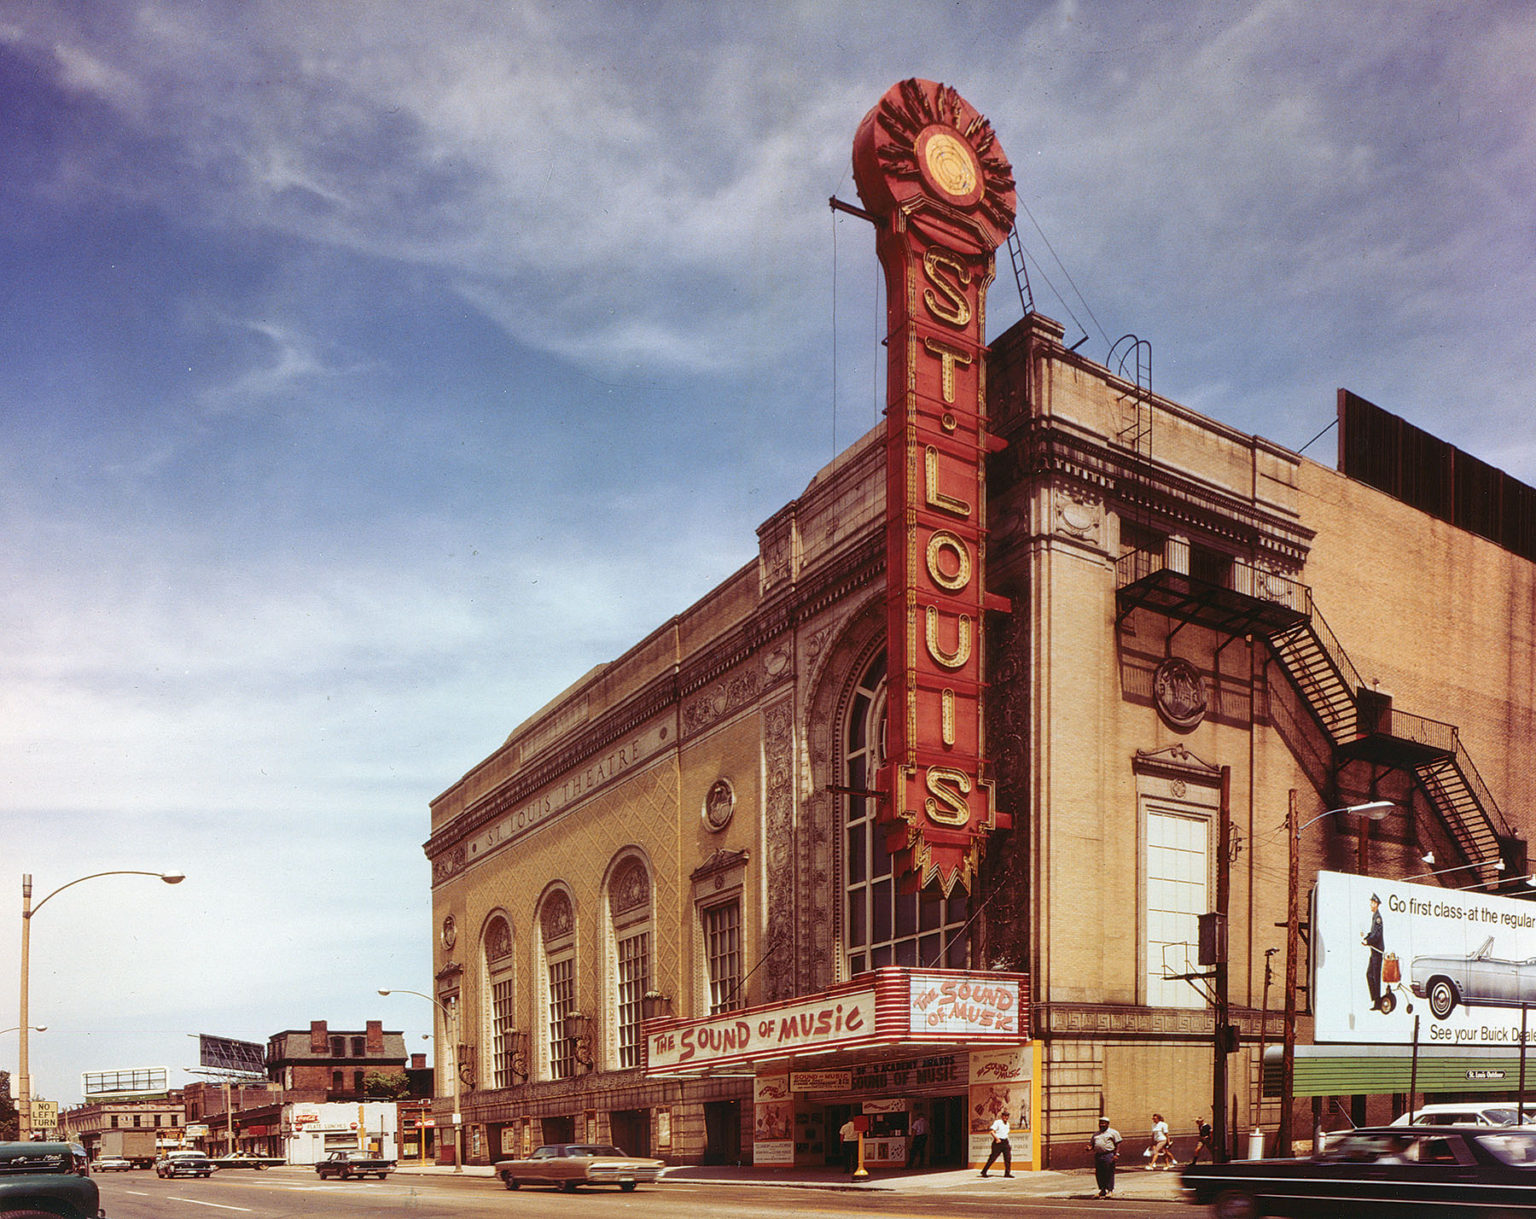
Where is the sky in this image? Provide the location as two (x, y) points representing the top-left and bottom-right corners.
(2, 0), (1534, 1108)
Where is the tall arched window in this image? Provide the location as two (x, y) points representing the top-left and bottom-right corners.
(481, 914), (516, 1089)
(607, 855), (652, 1070)
(538, 888), (578, 1080)
(843, 649), (969, 974)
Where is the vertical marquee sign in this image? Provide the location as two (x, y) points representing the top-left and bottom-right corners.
(852, 79), (1016, 894)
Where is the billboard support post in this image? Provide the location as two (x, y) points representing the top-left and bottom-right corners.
(1280, 790), (1299, 1156)
(1408, 1015), (1421, 1121)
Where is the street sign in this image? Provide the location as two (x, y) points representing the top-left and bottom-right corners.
(31, 1100), (58, 1129)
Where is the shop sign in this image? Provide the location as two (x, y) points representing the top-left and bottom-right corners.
(910, 972), (1020, 1035)
(862, 1098), (908, 1113)
(290, 1107), (320, 1127)
(648, 989), (876, 1070)
(790, 1070), (851, 1092)
(852, 78), (1015, 896)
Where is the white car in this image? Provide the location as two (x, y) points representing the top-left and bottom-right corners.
(1390, 1102), (1531, 1127)
(92, 1156), (133, 1172)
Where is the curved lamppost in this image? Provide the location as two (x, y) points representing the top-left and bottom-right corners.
(378, 988), (462, 1171)
(1278, 799), (1398, 1155)
(19, 871), (184, 1138)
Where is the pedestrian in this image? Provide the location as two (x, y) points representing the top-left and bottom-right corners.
(839, 1116), (860, 1176)
(1188, 1116), (1214, 1165)
(979, 1110), (1013, 1177)
(905, 1112), (929, 1169)
(1148, 1112), (1175, 1169)
(1089, 1116), (1121, 1197)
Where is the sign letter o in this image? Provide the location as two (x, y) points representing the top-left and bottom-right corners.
(926, 530), (972, 592)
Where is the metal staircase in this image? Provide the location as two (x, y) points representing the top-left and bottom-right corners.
(1116, 550), (1516, 882)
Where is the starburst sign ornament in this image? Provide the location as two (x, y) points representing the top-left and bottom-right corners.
(852, 80), (1016, 896)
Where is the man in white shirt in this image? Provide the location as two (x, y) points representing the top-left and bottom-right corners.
(1090, 1116), (1122, 1197)
(979, 1110), (1013, 1177)
(839, 1117), (860, 1175)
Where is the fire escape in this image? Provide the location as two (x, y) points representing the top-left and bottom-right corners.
(1116, 550), (1520, 886)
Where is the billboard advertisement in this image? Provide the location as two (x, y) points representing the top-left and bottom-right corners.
(1315, 870), (1536, 1046)
(198, 1033), (266, 1074)
(82, 1067), (169, 1097)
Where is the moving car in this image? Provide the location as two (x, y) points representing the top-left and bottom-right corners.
(315, 1149), (395, 1180)
(1182, 1125), (1536, 1218)
(494, 1143), (666, 1193)
(211, 1151), (284, 1169)
(156, 1151), (215, 1177)
(0, 1141), (100, 1219)
(1411, 935), (1536, 1019)
(93, 1154), (134, 1171)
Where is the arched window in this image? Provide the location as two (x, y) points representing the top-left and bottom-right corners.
(538, 888), (578, 1080)
(481, 914), (517, 1088)
(607, 855), (652, 1070)
(843, 649), (969, 974)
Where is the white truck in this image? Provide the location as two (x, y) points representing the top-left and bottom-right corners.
(98, 1128), (158, 1168)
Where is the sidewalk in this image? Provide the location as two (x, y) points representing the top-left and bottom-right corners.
(394, 1159), (1184, 1200)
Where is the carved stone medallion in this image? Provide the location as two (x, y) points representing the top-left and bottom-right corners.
(1153, 657), (1207, 730)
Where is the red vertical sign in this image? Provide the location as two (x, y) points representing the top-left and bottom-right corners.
(852, 79), (1015, 895)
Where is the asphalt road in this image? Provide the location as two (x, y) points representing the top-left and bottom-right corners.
(95, 1167), (1178, 1218)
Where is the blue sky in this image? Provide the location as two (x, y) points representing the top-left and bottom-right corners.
(2, 1), (1533, 1105)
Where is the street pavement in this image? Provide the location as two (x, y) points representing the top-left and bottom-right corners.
(394, 1158), (1187, 1201)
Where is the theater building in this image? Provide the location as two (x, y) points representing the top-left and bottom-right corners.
(423, 79), (1536, 1168)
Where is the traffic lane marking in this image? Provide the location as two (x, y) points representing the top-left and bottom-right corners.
(168, 1198), (252, 1211)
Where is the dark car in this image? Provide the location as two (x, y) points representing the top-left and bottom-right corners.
(1182, 1125), (1536, 1217)
(0, 1140), (100, 1219)
(315, 1149), (395, 1180)
(157, 1152), (215, 1178)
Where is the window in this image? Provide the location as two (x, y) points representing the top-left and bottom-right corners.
(843, 650), (967, 975)
(170, 1115), (178, 1127)
(540, 888), (577, 1081)
(331, 1070), (343, 1091)
(353, 1069), (364, 1093)
(110, 1116), (119, 1129)
(132, 1115), (141, 1127)
(548, 957), (576, 1080)
(330, 1036), (345, 1057)
(1146, 807), (1210, 1008)
(351, 1036), (366, 1058)
(608, 855), (652, 1070)
(703, 900), (742, 1013)
(483, 915), (516, 1089)
(617, 931), (649, 1068)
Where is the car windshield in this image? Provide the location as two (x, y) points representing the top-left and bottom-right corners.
(1476, 1131), (1536, 1165)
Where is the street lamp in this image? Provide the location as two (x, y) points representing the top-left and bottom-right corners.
(1279, 797), (1399, 1156)
(1402, 852), (1505, 882)
(19, 871), (184, 1139)
(379, 988), (461, 1172)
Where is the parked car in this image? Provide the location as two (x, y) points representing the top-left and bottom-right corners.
(156, 1151), (215, 1178)
(0, 1141), (99, 1219)
(1183, 1125), (1536, 1218)
(92, 1154), (135, 1171)
(1410, 935), (1536, 1019)
(315, 1150), (395, 1180)
(1390, 1101), (1530, 1127)
(494, 1143), (666, 1193)
(211, 1151), (284, 1169)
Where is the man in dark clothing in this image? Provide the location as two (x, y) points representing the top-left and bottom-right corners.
(1364, 893), (1385, 1011)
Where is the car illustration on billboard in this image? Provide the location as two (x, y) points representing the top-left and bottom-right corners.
(1410, 936), (1536, 1020)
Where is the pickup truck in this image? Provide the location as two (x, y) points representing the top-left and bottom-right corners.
(0, 1141), (101, 1219)
(315, 1149), (395, 1180)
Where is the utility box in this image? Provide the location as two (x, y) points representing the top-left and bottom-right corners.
(1198, 912), (1227, 965)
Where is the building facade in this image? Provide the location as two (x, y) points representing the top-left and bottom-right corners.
(423, 79), (1536, 1168)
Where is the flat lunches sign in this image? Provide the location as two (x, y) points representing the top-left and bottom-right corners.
(852, 79), (1016, 894)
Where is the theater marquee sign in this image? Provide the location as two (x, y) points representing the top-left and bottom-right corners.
(852, 79), (1016, 894)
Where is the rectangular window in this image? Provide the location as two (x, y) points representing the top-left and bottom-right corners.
(548, 957), (575, 1080)
(704, 901), (742, 1014)
(617, 931), (650, 1069)
(351, 1036), (366, 1058)
(1146, 807), (1210, 1008)
(491, 976), (516, 1089)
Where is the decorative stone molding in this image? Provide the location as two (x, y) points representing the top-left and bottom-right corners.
(762, 695), (796, 1002)
(702, 779), (735, 832)
(484, 916), (513, 962)
(1053, 484), (1103, 546)
(540, 889), (573, 944)
(1152, 657), (1207, 730)
(610, 859), (650, 918)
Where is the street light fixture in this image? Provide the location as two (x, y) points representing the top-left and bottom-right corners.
(1403, 854), (1505, 882)
(379, 988), (462, 1172)
(19, 871), (184, 1139)
(1279, 797), (1401, 1156)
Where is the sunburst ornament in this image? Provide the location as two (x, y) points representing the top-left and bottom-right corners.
(852, 78), (1016, 248)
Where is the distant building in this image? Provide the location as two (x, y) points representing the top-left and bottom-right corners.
(60, 1093), (186, 1159)
(265, 1020), (407, 1098)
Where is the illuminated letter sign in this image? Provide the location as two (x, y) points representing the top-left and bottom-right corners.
(851, 79), (1015, 894)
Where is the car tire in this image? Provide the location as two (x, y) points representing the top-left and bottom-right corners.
(1428, 978), (1459, 1020)
(1212, 1188), (1261, 1219)
(620, 1182), (638, 1192)
(502, 1173), (519, 1190)
(561, 1179), (578, 1192)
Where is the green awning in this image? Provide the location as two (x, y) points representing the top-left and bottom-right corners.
(1263, 1045), (1536, 1097)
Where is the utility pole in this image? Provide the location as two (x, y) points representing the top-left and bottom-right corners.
(1213, 766), (1231, 1161)
(1279, 789), (1299, 1156)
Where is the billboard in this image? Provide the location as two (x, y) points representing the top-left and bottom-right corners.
(198, 1034), (266, 1074)
(1314, 870), (1536, 1046)
(82, 1067), (169, 1097)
